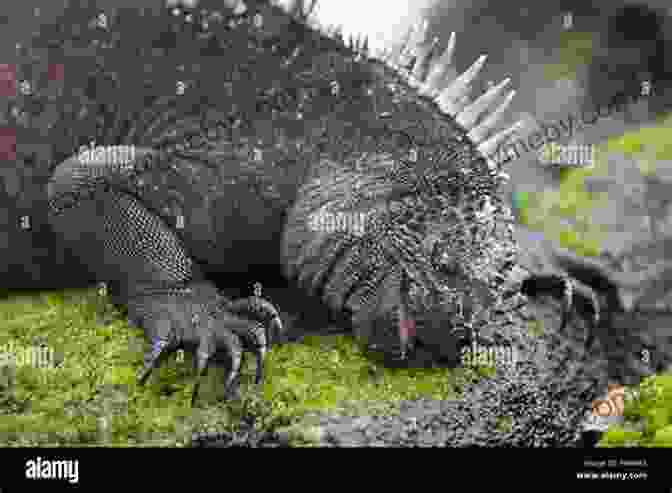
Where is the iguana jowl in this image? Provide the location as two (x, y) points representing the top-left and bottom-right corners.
(11, 0), (668, 444)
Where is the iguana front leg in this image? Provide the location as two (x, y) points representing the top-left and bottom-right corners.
(48, 160), (276, 405)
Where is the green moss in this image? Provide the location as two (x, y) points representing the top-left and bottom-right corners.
(518, 191), (547, 229)
(527, 319), (545, 338)
(604, 114), (672, 165)
(495, 415), (514, 434)
(556, 227), (602, 257)
(274, 423), (326, 446)
(0, 289), (205, 446)
(652, 425), (672, 446)
(598, 373), (672, 447)
(544, 31), (594, 82)
(522, 185), (603, 257)
(259, 333), (468, 423)
(600, 427), (644, 447)
(0, 288), (482, 446)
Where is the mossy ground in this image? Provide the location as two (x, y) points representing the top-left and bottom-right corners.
(2, 287), (670, 446)
(0, 287), (492, 446)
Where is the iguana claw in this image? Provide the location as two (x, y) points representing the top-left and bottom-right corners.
(133, 283), (277, 405)
(521, 273), (600, 339)
(223, 283), (284, 346)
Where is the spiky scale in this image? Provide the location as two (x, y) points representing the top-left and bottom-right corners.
(435, 54), (487, 114)
(456, 77), (511, 129)
(421, 32), (456, 96)
(468, 89), (517, 144)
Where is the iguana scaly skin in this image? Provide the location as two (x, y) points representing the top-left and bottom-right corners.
(11, 0), (671, 444)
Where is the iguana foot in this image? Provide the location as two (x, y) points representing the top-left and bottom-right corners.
(521, 273), (600, 337)
(47, 175), (277, 406)
(222, 282), (284, 347)
(132, 284), (274, 405)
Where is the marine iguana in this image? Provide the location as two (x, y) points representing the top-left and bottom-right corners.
(9, 0), (669, 444)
